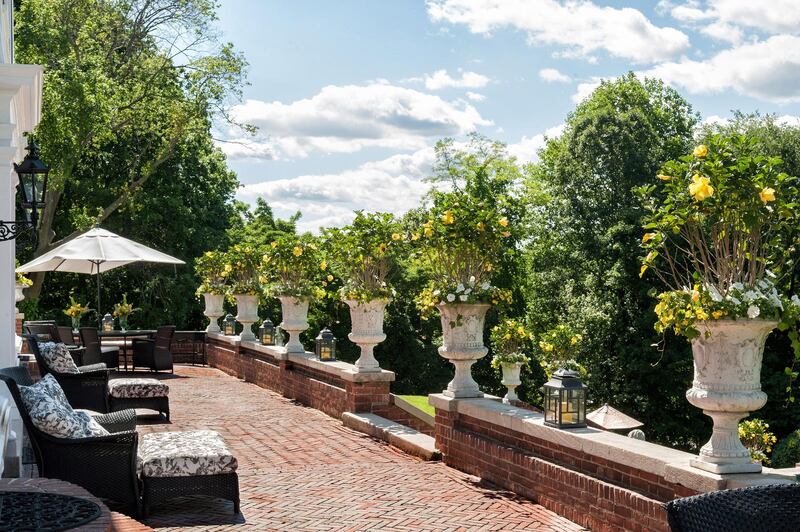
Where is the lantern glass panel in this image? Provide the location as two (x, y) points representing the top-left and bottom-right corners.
(223, 314), (236, 335)
(102, 313), (114, 332)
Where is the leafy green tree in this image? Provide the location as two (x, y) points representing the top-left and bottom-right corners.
(523, 73), (704, 447)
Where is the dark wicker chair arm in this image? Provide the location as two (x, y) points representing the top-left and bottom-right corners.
(91, 409), (137, 433)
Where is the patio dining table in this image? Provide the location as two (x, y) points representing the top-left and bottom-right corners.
(98, 330), (155, 371)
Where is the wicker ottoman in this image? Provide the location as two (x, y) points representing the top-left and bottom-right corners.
(138, 430), (239, 516)
(108, 378), (170, 420)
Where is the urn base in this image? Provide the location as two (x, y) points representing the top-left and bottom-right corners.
(689, 457), (761, 474)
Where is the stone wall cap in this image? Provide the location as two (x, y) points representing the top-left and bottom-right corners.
(207, 332), (240, 346)
(241, 341), (287, 360)
(287, 352), (395, 382)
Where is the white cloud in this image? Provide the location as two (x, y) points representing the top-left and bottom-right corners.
(226, 82), (491, 159)
(699, 20), (743, 45)
(465, 91), (486, 101)
(427, 0), (690, 64)
(216, 137), (275, 161)
(668, 0), (800, 36)
(642, 35), (800, 103)
(538, 68), (571, 83)
(507, 124), (565, 164)
(571, 78), (604, 103)
(237, 147), (437, 233)
(420, 69), (491, 90)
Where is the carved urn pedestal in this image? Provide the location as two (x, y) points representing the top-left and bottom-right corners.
(278, 296), (309, 353)
(233, 294), (259, 342)
(687, 319), (776, 474)
(437, 303), (491, 398)
(345, 299), (389, 373)
(501, 362), (523, 404)
(202, 293), (225, 333)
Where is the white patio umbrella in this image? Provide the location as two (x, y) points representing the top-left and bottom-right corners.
(16, 227), (185, 319)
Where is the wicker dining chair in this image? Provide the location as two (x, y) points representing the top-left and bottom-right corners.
(80, 327), (120, 369)
(664, 483), (800, 532)
(0, 368), (140, 515)
(132, 326), (176, 373)
(26, 334), (110, 413)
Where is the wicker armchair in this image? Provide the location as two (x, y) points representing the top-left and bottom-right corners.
(79, 327), (120, 369)
(132, 326), (175, 373)
(665, 483), (800, 532)
(27, 334), (110, 413)
(0, 369), (140, 514)
(24, 323), (86, 366)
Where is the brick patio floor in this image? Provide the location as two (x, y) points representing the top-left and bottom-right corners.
(134, 365), (585, 531)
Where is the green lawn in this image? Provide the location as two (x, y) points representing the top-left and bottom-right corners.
(397, 395), (435, 417)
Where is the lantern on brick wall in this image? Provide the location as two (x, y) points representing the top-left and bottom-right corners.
(223, 314), (236, 336)
(543, 369), (587, 429)
(315, 327), (336, 361)
(102, 313), (114, 332)
(259, 318), (275, 345)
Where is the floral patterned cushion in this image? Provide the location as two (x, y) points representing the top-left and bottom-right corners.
(19, 375), (109, 439)
(38, 342), (80, 374)
(107, 378), (169, 399)
(137, 430), (238, 478)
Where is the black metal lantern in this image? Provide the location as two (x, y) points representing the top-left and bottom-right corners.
(101, 313), (115, 332)
(223, 314), (236, 336)
(1, 138), (50, 242)
(259, 318), (275, 345)
(542, 369), (587, 429)
(315, 327), (336, 361)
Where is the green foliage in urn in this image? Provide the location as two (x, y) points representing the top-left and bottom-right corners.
(223, 245), (264, 297)
(321, 212), (405, 303)
(112, 293), (138, 319)
(194, 250), (229, 295)
(638, 135), (800, 339)
(63, 296), (90, 319)
(409, 137), (520, 319)
(536, 324), (585, 378)
(490, 318), (532, 370)
(262, 234), (326, 300)
(15, 260), (32, 287)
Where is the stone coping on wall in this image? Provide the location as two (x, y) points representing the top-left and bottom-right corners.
(209, 332), (395, 383)
(429, 393), (797, 494)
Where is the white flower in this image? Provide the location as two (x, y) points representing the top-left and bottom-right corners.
(459, 294), (468, 302)
(708, 285), (723, 302)
(464, 288), (472, 295)
(727, 295), (741, 305)
(747, 305), (761, 319)
(456, 283), (465, 293)
(731, 282), (744, 291)
(743, 291), (758, 302)
(469, 276), (476, 285)
(446, 293), (456, 302)
(481, 282), (491, 290)
(792, 295), (800, 307)
(766, 269), (777, 278)
(432, 289), (440, 296)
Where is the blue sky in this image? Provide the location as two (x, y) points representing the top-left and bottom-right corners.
(214, 1), (800, 232)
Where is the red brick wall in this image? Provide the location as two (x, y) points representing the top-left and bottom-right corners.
(435, 409), (688, 531)
(206, 338), (391, 419)
(376, 398), (435, 436)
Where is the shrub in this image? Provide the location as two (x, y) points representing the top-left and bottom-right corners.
(738, 419), (777, 465)
(771, 429), (800, 468)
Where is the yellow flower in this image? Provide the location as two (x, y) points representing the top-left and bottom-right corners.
(691, 289), (700, 302)
(292, 246), (303, 257)
(504, 333), (512, 340)
(501, 231), (511, 237)
(484, 263), (493, 272)
(441, 211), (454, 225)
(392, 233), (402, 241)
(423, 227), (433, 237)
(411, 232), (420, 241)
(517, 326), (526, 336)
(689, 174), (714, 201)
(498, 217), (509, 227)
(657, 174), (672, 181)
(696, 309), (709, 321)
(476, 222), (485, 232)
(320, 261), (327, 270)
(759, 187), (776, 203)
(639, 264), (648, 278)
(379, 243), (387, 253)
(712, 310), (724, 319)
(642, 232), (656, 243)
(693, 144), (708, 157)
(271, 241), (278, 248)
(327, 274), (334, 282)
(322, 281), (328, 287)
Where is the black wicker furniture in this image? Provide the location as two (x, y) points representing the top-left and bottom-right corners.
(80, 327), (120, 369)
(132, 325), (176, 373)
(138, 430), (239, 516)
(0, 369), (140, 515)
(27, 334), (110, 413)
(108, 378), (170, 420)
(0, 491), (102, 530)
(665, 483), (800, 532)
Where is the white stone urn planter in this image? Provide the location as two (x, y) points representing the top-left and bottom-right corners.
(233, 294), (259, 342)
(278, 296), (309, 353)
(687, 319), (776, 474)
(14, 283), (26, 312)
(438, 303), (491, 398)
(202, 293), (225, 333)
(501, 362), (524, 404)
(346, 298), (389, 373)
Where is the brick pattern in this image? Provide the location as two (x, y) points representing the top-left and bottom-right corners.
(135, 366), (582, 531)
(377, 403), (435, 436)
(435, 410), (677, 531)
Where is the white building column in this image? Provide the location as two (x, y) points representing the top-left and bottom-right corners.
(0, 63), (43, 477)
